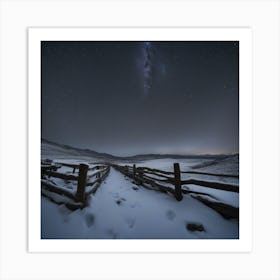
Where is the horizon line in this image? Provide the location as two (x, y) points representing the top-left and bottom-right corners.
(41, 137), (239, 158)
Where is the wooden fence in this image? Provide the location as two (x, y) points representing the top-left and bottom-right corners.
(41, 160), (239, 218)
(41, 160), (110, 210)
(111, 163), (239, 219)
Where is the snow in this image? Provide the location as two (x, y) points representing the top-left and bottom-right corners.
(41, 142), (99, 162)
(41, 168), (239, 239)
(125, 158), (214, 172)
(190, 155), (239, 175)
(133, 156), (238, 175)
(41, 141), (239, 239)
(183, 184), (239, 208)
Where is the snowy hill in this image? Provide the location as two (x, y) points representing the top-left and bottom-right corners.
(41, 138), (116, 161)
(190, 154), (239, 175)
(42, 138), (236, 163)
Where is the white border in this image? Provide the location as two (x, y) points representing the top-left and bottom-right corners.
(28, 27), (252, 253)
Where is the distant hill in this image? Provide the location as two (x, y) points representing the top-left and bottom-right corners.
(41, 138), (237, 162)
(190, 153), (239, 175)
(41, 138), (116, 161)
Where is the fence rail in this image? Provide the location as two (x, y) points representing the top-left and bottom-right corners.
(180, 170), (239, 178)
(41, 160), (238, 218)
(112, 164), (238, 196)
(111, 162), (239, 219)
(41, 160), (110, 209)
(42, 170), (78, 181)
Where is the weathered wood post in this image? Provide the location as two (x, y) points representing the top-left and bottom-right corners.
(97, 170), (101, 181)
(133, 164), (136, 180)
(96, 166), (99, 178)
(174, 163), (183, 201)
(137, 168), (143, 185)
(76, 163), (89, 203)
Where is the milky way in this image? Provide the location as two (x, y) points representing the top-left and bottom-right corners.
(143, 41), (154, 96)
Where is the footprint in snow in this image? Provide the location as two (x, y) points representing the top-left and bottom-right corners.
(85, 213), (95, 227)
(111, 192), (119, 198)
(116, 199), (122, 205)
(107, 229), (118, 239)
(115, 197), (126, 205)
(125, 217), (135, 229)
(166, 210), (176, 221)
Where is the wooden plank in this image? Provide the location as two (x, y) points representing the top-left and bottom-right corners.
(181, 170), (239, 178)
(87, 169), (104, 180)
(41, 180), (76, 200)
(135, 177), (169, 193)
(42, 170), (78, 181)
(41, 165), (60, 172)
(192, 195), (239, 219)
(134, 174), (174, 194)
(41, 189), (84, 210)
(181, 189), (217, 199)
(56, 162), (80, 169)
(86, 167), (110, 196)
(113, 165), (174, 194)
(181, 179), (239, 193)
(141, 173), (170, 183)
(138, 169), (173, 181)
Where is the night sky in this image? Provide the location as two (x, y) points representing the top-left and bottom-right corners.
(41, 41), (239, 156)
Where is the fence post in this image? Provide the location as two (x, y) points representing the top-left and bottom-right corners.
(97, 170), (101, 181)
(133, 164), (136, 180)
(96, 166), (99, 178)
(76, 163), (89, 203)
(174, 163), (183, 201)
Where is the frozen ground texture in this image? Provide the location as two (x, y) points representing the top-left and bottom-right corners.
(41, 141), (239, 239)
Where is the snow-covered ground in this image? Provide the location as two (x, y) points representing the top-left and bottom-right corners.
(41, 168), (238, 239)
(125, 157), (239, 185)
(41, 141), (239, 239)
(134, 155), (239, 175)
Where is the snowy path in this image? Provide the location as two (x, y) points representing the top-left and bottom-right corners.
(41, 168), (239, 239)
